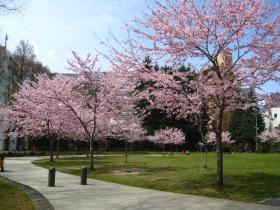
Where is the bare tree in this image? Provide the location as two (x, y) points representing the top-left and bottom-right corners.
(13, 40), (36, 81)
(0, 0), (24, 14)
(0, 40), (51, 104)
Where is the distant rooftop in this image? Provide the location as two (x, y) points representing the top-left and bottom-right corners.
(59, 73), (79, 78)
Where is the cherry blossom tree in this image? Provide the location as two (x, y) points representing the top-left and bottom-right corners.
(66, 52), (142, 169)
(44, 56), (113, 170)
(109, 117), (145, 163)
(202, 131), (235, 164)
(148, 128), (185, 155)
(260, 129), (280, 153)
(260, 129), (280, 143)
(263, 92), (280, 123)
(206, 131), (235, 145)
(8, 75), (75, 162)
(7, 50), (139, 168)
(262, 92), (280, 135)
(263, 93), (280, 110)
(3, 46), (143, 166)
(102, 70), (146, 162)
(8, 69), (111, 166)
(123, 0), (280, 186)
(196, 103), (210, 168)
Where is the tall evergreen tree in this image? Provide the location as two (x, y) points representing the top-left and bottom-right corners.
(229, 107), (265, 150)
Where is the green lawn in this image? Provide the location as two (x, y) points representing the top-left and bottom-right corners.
(0, 179), (35, 210)
(33, 152), (280, 202)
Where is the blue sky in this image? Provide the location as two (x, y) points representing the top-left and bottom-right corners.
(0, 0), (147, 72)
(0, 0), (279, 93)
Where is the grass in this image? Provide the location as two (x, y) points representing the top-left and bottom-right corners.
(0, 179), (35, 210)
(33, 152), (280, 202)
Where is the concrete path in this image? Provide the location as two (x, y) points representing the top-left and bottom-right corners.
(0, 157), (278, 210)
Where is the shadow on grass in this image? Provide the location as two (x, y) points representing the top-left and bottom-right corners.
(33, 156), (280, 202)
(180, 172), (280, 202)
(225, 172), (280, 201)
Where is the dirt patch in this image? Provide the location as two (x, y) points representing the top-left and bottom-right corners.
(113, 168), (148, 176)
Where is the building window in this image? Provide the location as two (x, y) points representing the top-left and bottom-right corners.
(274, 114), (277, 118)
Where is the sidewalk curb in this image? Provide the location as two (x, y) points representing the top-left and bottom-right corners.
(0, 175), (54, 210)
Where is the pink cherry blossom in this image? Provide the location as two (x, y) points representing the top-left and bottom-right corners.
(260, 129), (280, 143)
(120, 0), (280, 186)
(263, 92), (280, 110)
(7, 74), (79, 161)
(206, 131), (234, 144)
(148, 128), (185, 145)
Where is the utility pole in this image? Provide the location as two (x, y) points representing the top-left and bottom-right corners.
(4, 34), (8, 50)
(2, 34), (9, 104)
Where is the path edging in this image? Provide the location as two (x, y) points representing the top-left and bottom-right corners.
(0, 175), (54, 210)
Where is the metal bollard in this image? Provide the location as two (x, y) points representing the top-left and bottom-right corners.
(80, 167), (87, 185)
(48, 167), (56, 187)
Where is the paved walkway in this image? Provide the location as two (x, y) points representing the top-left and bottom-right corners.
(0, 156), (278, 210)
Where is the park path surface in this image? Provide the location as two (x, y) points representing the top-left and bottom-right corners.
(0, 156), (278, 210)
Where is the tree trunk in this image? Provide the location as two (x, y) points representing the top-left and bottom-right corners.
(4, 136), (10, 151)
(75, 141), (78, 155)
(250, 143), (252, 153)
(89, 139), (94, 170)
(86, 141), (90, 158)
(49, 139), (54, 162)
(216, 132), (223, 186)
(105, 140), (108, 151)
(124, 141), (128, 163)
(216, 109), (224, 186)
(198, 110), (208, 169)
(204, 144), (208, 168)
(56, 139), (60, 159)
(129, 142), (133, 155)
(170, 144), (174, 155)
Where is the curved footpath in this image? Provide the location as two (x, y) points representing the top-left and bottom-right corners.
(0, 157), (278, 210)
